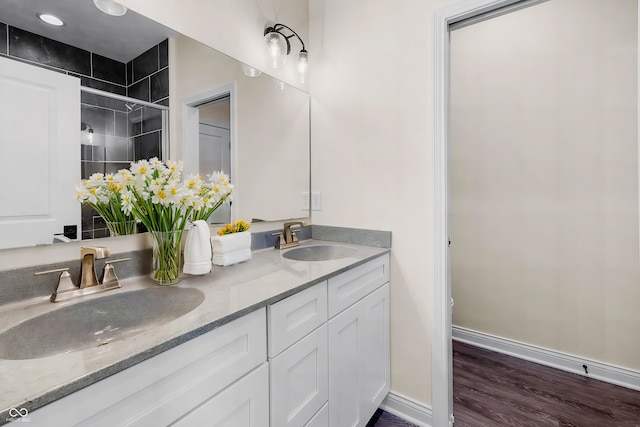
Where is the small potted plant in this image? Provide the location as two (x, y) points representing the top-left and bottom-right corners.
(211, 220), (251, 266)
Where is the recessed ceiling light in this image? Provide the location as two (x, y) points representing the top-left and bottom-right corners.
(93, 0), (128, 17)
(38, 14), (64, 26)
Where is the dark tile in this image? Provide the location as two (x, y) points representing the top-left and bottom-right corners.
(0, 23), (7, 55)
(126, 60), (133, 86)
(73, 73), (126, 96)
(105, 161), (129, 175)
(81, 104), (115, 136)
(81, 90), (129, 111)
(81, 160), (106, 179)
(150, 68), (169, 102)
(105, 135), (132, 161)
(132, 44), (158, 82)
(128, 77), (150, 102)
(141, 106), (163, 133)
(2, 53), (66, 74)
(134, 131), (160, 160)
(129, 108), (142, 136)
(9, 26), (90, 75)
(159, 39), (168, 68)
(92, 53), (126, 86)
(114, 111), (129, 138)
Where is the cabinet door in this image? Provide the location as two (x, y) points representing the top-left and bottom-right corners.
(270, 324), (328, 427)
(328, 283), (390, 427)
(360, 284), (390, 418)
(305, 403), (329, 427)
(328, 303), (361, 427)
(173, 363), (269, 427)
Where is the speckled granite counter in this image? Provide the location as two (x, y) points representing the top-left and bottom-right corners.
(0, 239), (389, 423)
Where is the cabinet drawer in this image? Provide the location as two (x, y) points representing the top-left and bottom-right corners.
(31, 308), (267, 427)
(270, 324), (328, 427)
(173, 363), (269, 427)
(268, 282), (327, 357)
(328, 254), (389, 318)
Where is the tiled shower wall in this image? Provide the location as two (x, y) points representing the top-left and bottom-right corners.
(0, 23), (169, 239)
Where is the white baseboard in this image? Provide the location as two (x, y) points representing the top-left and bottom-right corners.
(380, 391), (433, 427)
(453, 326), (640, 392)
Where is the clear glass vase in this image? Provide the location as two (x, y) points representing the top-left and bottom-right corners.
(151, 230), (182, 285)
(105, 220), (137, 237)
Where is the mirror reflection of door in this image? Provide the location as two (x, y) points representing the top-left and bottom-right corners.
(197, 96), (231, 225)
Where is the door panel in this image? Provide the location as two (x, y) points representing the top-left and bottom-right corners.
(0, 56), (80, 248)
(198, 123), (231, 224)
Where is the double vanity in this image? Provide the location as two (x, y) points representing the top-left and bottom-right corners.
(0, 236), (390, 426)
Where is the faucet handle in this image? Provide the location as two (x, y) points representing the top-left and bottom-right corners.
(101, 258), (131, 287)
(271, 232), (286, 249)
(34, 268), (77, 302)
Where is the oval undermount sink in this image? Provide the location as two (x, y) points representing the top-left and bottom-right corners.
(0, 287), (204, 360)
(282, 245), (356, 261)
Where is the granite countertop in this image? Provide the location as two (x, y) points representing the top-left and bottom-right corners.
(0, 239), (389, 421)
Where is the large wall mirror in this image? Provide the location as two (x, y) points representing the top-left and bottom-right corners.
(0, 0), (310, 251)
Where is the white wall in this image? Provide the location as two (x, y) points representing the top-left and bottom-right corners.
(450, 0), (640, 370)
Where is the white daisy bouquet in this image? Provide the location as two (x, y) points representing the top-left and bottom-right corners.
(75, 172), (137, 236)
(120, 157), (193, 234)
(120, 158), (192, 284)
(184, 171), (234, 222)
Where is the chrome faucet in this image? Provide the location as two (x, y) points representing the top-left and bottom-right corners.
(275, 222), (305, 249)
(79, 246), (111, 288)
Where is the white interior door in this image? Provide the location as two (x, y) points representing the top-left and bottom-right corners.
(199, 123), (231, 224)
(0, 56), (80, 249)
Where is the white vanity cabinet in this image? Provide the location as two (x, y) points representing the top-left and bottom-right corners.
(268, 253), (391, 427)
(24, 252), (390, 427)
(29, 308), (268, 427)
(328, 255), (390, 427)
(268, 282), (329, 427)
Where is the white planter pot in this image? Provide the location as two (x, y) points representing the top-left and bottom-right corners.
(211, 231), (252, 266)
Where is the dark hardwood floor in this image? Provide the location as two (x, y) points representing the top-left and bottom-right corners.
(453, 341), (640, 427)
(368, 409), (418, 426)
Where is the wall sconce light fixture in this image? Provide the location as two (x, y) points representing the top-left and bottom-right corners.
(264, 23), (308, 77)
(81, 122), (94, 144)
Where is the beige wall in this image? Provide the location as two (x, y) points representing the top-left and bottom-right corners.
(171, 35), (309, 222)
(199, 99), (231, 127)
(450, 0), (640, 370)
(309, 0), (463, 406)
(117, 0), (309, 92)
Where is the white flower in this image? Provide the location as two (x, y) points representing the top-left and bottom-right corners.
(130, 159), (152, 178)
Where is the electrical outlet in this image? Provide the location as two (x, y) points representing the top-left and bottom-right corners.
(301, 192), (310, 210)
(311, 192), (322, 211)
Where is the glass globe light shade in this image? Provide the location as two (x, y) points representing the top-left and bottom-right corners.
(298, 50), (308, 76)
(265, 31), (287, 69)
(93, 0), (127, 16)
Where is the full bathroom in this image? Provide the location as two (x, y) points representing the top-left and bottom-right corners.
(1, 0), (639, 426)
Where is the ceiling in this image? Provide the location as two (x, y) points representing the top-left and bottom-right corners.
(0, 0), (177, 63)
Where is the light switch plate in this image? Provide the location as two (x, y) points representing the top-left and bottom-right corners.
(311, 192), (322, 211)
